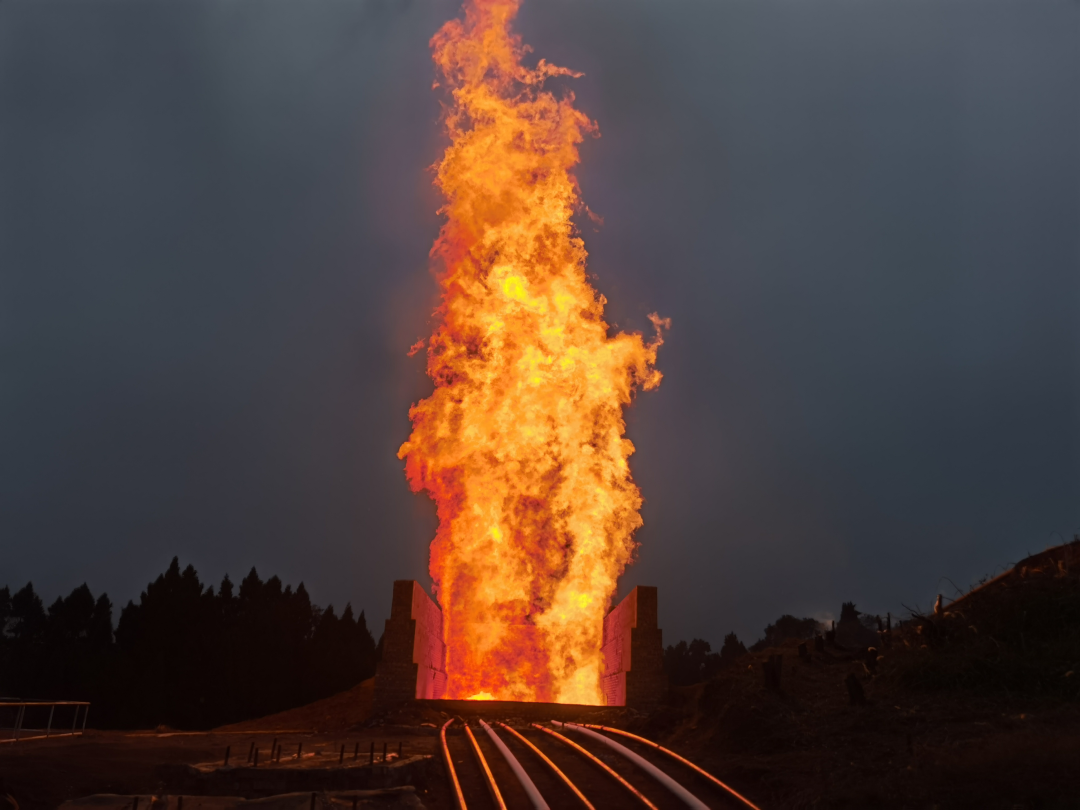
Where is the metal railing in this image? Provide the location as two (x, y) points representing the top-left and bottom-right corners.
(0, 699), (90, 744)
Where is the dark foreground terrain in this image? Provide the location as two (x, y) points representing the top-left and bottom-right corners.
(3, 543), (1078, 809)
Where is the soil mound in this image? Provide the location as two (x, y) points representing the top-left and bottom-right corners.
(217, 678), (374, 733)
(890, 538), (1080, 698)
(628, 540), (1080, 808)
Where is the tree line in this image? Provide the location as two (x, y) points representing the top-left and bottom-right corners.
(665, 605), (886, 687)
(0, 558), (377, 729)
(664, 620), (820, 686)
(663, 633), (749, 686)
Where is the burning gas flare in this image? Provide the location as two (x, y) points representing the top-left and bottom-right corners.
(398, 0), (665, 704)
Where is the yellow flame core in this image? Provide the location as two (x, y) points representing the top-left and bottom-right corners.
(398, 0), (665, 705)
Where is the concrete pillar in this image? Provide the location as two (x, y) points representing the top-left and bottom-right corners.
(601, 586), (666, 709)
(373, 580), (447, 712)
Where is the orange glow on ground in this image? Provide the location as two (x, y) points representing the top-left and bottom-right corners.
(399, 0), (665, 704)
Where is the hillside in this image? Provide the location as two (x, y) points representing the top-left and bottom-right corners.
(631, 540), (1080, 808)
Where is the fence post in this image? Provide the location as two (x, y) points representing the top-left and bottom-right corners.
(71, 704), (80, 734)
(14, 704), (25, 742)
(46, 704), (55, 738)
(81, 704), (90, 733)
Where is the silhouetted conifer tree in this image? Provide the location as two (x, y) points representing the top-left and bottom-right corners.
(840, 601), (860, 622)
(719, 631), (748, 662)
(750, 614), (825, 651)
(664, 638), (725, 686)
(0, 558), (377, 729)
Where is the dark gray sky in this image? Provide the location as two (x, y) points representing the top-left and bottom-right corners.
(2, 0), (1077, 646)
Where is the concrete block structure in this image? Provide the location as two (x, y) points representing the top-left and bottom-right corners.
(372, 580), (666, 711)
(372, 580), (447, 713)
(601, 586), (667, 709)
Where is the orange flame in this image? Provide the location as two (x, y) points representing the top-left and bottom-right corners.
(398, 0), (665, 705)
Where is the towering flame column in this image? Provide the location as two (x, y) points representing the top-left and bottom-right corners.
(398, 0), (665, 705)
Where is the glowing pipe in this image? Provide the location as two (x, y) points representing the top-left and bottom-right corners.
(553, 721), (708, 810)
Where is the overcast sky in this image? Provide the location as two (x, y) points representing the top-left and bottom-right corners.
(2, 0), (1077, 646)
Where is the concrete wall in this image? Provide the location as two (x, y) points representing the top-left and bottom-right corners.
(372, 581), (447, 712)
(373, 580), (666, 711)
(601, 586), (666, 709)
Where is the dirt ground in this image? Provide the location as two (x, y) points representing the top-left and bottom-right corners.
(3, 657), (1079, 810)
(634, 637), (1080, 809)
(0, 729), (443, 810)
(5, 669), (1078, 810)
(216, 678), (375, 734)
